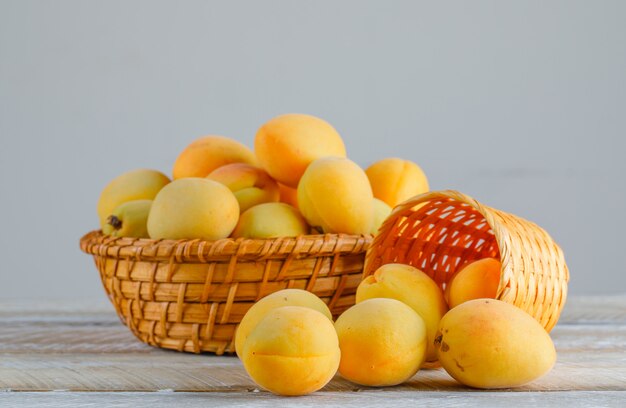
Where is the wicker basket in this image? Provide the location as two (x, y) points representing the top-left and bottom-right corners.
(364, 190), (569, 332)
(80, 231), (372, 354)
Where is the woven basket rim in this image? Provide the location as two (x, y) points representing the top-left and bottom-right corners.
(369, 189), (569, 282)
(365, 189), (569, 332)
(80, 230), (373, 263)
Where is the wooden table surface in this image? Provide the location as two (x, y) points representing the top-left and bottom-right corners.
(1, 295), (625, 407)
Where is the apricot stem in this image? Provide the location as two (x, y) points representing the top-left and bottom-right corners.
(107, 215), (122, 230)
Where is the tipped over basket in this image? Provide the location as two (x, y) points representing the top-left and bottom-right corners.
(364, 190), (569, 331)
(80, 232), (372, 354)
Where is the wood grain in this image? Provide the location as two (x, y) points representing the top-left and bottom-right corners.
(0, 326), (624, 392)
(0, 296), (625, 405)
(1, 391), (625, 408)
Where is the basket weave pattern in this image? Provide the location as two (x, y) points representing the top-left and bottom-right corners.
(364, 190), (569, 331)
(80, 231), (372, 354)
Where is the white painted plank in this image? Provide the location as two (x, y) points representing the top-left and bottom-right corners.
(558, 295), (626, 325)
(0, 323), (625, 392)
(0, 296), (625, 394)
(1, 391), (625, 408)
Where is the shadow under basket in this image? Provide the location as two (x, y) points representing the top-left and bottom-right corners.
(80, 232), (371, 355)
(364, 190), (570, 332)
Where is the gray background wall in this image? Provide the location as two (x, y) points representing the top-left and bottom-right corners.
(1, 0), (624, 300)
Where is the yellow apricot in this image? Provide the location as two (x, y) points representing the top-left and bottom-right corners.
(102, 199), (152, 238)
(356, 263), (448, 362)
(278, 183), (299, 209)
(147, 178), (239, 240)
(435, 299), (556, 389)
(335, 298), (427, 386)
(446, 258), (502, 308)
(255, 114), (346, 188)
(235, 289), (333, 355)
(97, 169), (170, 228)
(297, 157), (373, 235)
(172, 135), (257, 179)
(370, 198), (392, 235)
(231, 203), (309, 239)
(240, 306), (340, 396)
(365, 158), (429, 207)
(207, 163), (280, 213)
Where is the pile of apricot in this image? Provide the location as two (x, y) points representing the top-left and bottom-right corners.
(237, 260), (556, 396)
(97, 113), (428, 241)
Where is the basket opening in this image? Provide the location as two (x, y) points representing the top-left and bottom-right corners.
(380, 198), (501, 289)
(365, 191), (568, 332)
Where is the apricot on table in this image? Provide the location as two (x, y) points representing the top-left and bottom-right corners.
(240, 306), (340, 396)
(235, 288), (333, 355)
(147, 178), (239, 240)
(231, 202), (309, 239)
(173, 135), (257, 179)
(255, 113), (346, 188)
(97, 168), (170, 228)
(334, 298), (427, 386)
(356, 263), (448, 362)
(207, 163), (280, 213)
(297, 157), (373, 235)
(435, 299), (556, 388)
(445, 258), (502, 308)
(365, 158), (429, 207)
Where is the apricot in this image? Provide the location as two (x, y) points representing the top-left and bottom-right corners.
(334, 298), (427, 387)
(297, 157), (373, 235)
(207, 163), (280, 213)
(147, 178), (239, 240)
(356, 263), (448, 362)
(365, 158), (429, 207)
(235, 289), (333, 355)
(172, 135), (257, 179)
(370, 198), (392, 235)
(446, 258), (502, 308)
(435, 299), (556, 389)
(97, 169), (170, 228)
(102, 199), (152, 238)
(231, 203), (309, 239)
(278, 183), (298, 209)
(240, 306), (340, 396)
(255, 114), (346, 188)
